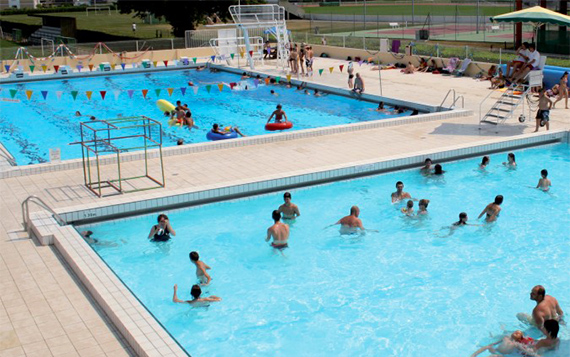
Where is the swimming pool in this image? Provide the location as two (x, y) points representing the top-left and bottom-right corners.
(0, 68), (418, 165)
(79, 143), (569, 356)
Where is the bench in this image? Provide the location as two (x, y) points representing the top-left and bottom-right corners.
(490, 25), (500, 32)
(389, 22), (400, 29)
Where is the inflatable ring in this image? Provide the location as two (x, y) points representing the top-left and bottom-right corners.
(157, 99), (175, 113)
(265, 121), (293, 131)
(206, 129), (238, 141)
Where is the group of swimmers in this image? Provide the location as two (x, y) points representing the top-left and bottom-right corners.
(163, 101), (196, 130)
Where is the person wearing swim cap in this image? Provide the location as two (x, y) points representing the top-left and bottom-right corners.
(267, 104), (288, 124)
(148, 214), (176, 241)
(277, 192), (300, 220)
(266, 210), (289, 249)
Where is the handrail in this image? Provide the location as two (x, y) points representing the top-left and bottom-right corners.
(478, 87), (497, 122)
(21, 195), (66, 235)
(439, 89), (456, 108)
(0, 142), (17, 166)
(451, 95), (465, 109)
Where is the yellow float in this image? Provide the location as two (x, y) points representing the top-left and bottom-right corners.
(156, 99), (176, 113)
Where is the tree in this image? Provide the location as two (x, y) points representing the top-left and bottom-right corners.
(117, 0), (265, 37)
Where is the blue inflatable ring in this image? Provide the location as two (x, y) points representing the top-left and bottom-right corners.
(206, 129), (238, 141)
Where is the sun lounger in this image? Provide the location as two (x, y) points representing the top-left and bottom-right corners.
(440, 57), (459, 75)
(453, 58), (472, 77)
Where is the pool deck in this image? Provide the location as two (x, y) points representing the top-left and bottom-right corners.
(1, 57), (569, 356)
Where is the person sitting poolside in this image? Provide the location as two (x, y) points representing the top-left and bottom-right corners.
(470, 330), (535, 357)
(189, 251), (212, 286)
(489, 68), (507, 89)
(401, 61), (415, 74)
(417, 57), (428, 72)
(267, 104), (288, 124)
(148, 214), (176, 241)
(353, 73), (364, 94)
(211, 123), (245, 137)
(277, 192), (300, 220)
(477, 195), (503, 222)
(512, 43), (540, 84)
(391, 181), (412, 203)
(266, 210), (290, 249)
(172, 284), (221, 306)
(502, 153), (516, 168)
(536, 169), (551, 191)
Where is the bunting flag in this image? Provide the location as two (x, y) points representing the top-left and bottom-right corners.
(153, 61), (158, 68)
(180, 87), (187, 96)
(205, 85), (212, 93)
(127, 89), (134, 99)
(339, 64), (344, 72)
(155, 88), (162, 97)
(99, 64), (105, 71)
(167, 88), (174, 96)
(240, 52), (244, 58)
(192, 57), (197, 64)
(248, 50), (253, 57)
(253, 79), (259, 87)
(318, 69), (324, 76)
(113, 90), (121, 100)
(111, 64), (116, 70)
(88, 64), (94, 71)
(142, 89), (149, 99)
(275, 76), (281, 83)
(25, 90), (33, 100)
(286, 74), (291, 82)
(210, 55), (216, 62)
(264, 78), (270, 85)
(71, 91), (78, 100)
(29, 65), (35, 73)
(329, 67), (334, 73)
(86, 91), (93, 100)
(56, 91), (63, 100)
(192, 86), (199, 95)
(9, 89), (17, 98)
(53, 65), (60, 73)
(217, 83), (224, 92)
(100, 91), (107, 100)
(4, 65), (10, 72)
(163, 60), (168, 67)
(76, 65), (82, 72)
(41, 91), (48, 100)
(121, 63), (126, 70)
(41, 64), (47, 73)
(230, 53), (235, 60)
(229, 82), (237, 89)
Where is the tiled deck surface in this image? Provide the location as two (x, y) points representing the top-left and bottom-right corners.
(1, 57), (569, 356)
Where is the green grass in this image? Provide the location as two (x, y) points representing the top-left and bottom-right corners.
(2, 11), (174, 39)
(0, 39), (20, 48)
(303, 4), (512, 17)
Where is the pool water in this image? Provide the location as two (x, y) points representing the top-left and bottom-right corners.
(0, 69), (412, 165)
(80, 144), (570, 356)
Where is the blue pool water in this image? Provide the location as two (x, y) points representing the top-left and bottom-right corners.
(0, 69), (413, 165)
(80, 144), (570, 356)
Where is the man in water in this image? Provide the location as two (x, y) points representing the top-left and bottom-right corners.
(536, 169), (551, 191)
(267, 104), (288, 124)
(172, 284), (221, 306)
(477, 195), (503, 222)
(391, 181), (412, 203)
(518, 285), (564, 336)
(334, 206), (365, 234)
(277, 192), (300, 220)
(189, 251), (212, 286)
(420, 158), (433, 175)
(266, 210), (290, 249)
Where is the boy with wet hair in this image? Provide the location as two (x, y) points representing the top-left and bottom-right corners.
(536, 169), (551, 191)
(189, 251), (212, 286)
(172, 284), (221, 306)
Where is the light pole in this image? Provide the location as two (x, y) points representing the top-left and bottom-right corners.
(412, 0), (415, 26)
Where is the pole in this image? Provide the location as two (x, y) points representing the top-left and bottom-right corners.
(364, 0), (367, 32)
(476, 0), (480, 34)
(412, 0), (415, 26)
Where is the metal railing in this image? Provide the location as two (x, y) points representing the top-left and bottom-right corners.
(0, 143), (17, 166)
(21, 195), (66, 236)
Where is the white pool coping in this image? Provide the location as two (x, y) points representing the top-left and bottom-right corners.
(26, 129), (568, 357)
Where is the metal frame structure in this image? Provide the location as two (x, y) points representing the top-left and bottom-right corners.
(75, 116), (165, 198)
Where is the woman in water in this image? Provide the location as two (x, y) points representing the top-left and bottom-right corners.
(502, 153), (516, 168)
(148, 214), (176, 241)
(479, 156), (490, 170)
(477, 195), (503, 222)
(433, 164), (445, 175)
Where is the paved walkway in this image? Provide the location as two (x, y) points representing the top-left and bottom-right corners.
(1, 58), (568, 357)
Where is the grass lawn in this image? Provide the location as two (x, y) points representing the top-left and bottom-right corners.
(2, 12), (174, 39)
(0, 39), (20, 48)
(303, 4), (512, 17)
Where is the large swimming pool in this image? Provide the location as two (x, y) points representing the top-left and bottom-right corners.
(0, 69), (415, 165)
(79, 143), (569, 356)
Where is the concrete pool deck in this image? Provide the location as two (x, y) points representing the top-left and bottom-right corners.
(1, 57), (569, 356)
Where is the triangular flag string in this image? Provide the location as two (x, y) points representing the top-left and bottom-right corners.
(217, 83), (224, 92)
(339, 64), (344, 72)
(9, 89), (17, 98)
(41, 91), (48, 100)
(142, 89), (149, 99)
(25, 90), (33, 100)
(113, 90), (121, 100)
(163, 60), (168, 67)
(71, 91), (78, 100)
(180, 87), (187, 96)
(192, 57), (197, 64)
(152, 61), (157, 68)
(192, 86), (199, 95)
(100, 91), (107, 100)
(205, 85), (212, 93)
(155, 88), (162, 97)
(127, 90), (134, 99)
(167, 88), (174, 96)
(88, 64), (94, 72)
(318, 69), (324, 76)
(56, 91), (63, 100)
(29, 65), (35, 73)
(85, 91), (93, 100)
(329, 67), (334, 73)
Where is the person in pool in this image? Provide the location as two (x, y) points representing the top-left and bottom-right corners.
(211, 123), (245, 137)
(533, 319), (560, 352)
(148, 214), (176, 241)
(420, 158), (433, 174)
(470, 330), (535, 357)
(277, 192), (300, 220)
(477, 195), (503, 222)
(267, 104), (288, 124)
(518, 285), (564, 336)
(479, 156), (490, 169)
(401, 200), (414, 216)
(266, 210), (289, 249)
(433, 164), (445, 175)
(172, 284), (221, 306)
(453, 212), (470, 226)
(536, 169), (551, 191)
(189, 251), (212, 286)
(502, 153), (516, 168)
(332, 206), (367, 234)
(417, 199), (429, 215)
(391, 181), (412, 203)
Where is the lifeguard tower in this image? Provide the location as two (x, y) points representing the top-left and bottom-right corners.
(208, 4), (291, 71)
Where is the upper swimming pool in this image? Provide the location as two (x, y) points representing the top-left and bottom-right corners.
(0, 68), (420, 165)
(79, 143), (570, 356)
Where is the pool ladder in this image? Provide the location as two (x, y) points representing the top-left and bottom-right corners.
(21, 195), (66, 237)
(438, 89), (465, 111)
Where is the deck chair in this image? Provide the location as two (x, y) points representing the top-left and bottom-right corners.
(440, 57), (459, 75)
(453, 58), (472, 77)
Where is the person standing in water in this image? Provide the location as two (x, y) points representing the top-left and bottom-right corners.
(266, 210), (290, 249)
(189, 251), (212, 286)
(477, 195), (503, 222)
(277, 192), (300, 220)
(148, 214), (176, 241)
(391, 181), (412, 203)
(536, 169), (551, 191)
(331, 206), (368, 234)
(502, 153), (516, 168)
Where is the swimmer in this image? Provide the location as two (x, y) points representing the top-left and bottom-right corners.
(417, 199), (429, 215)
(332, 206), (365, 234)
(270, 89), (278, 96)
(304, 89), (311, 95)
(277, 192), (300, 220)
(189, 251), (211, 286)
(433, 164), (445, 175)
(536, 169), (551, 191)
(453, 212), (469, 226)
(502, 153), (517, 168)
(266, 210), (289, 249)
(401, 200), (414, 216)
(241, 72), (250, 80)
(477, 195), (503, 222)
(267, 104), (288, 124)
(420, 158), (433, 174)
(211, 123), (245, 137)
(391, 181), (412, 203)
(518, 285), (564, 336)
(75, 111), (96, 120)
(188, 81), (194, 86)
(81, 230), (97, 244)
(172, 284), (221, 306)
(470, 330), (535, 357)
(314, 89), (322, 97)
(148, 214), (176, 242)
(177, 139), (184, 146)
(195, 66), (206, 71)
(374, 101), (389, 113)
(479, 155), (490, 169)
(533, 320), (560, 352)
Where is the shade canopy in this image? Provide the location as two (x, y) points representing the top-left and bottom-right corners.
(490, 6), (570, 26)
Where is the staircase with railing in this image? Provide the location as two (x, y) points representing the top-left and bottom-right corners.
(479, 84), (530, 126)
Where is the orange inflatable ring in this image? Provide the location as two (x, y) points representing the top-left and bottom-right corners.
(265, 121), (293, 131)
